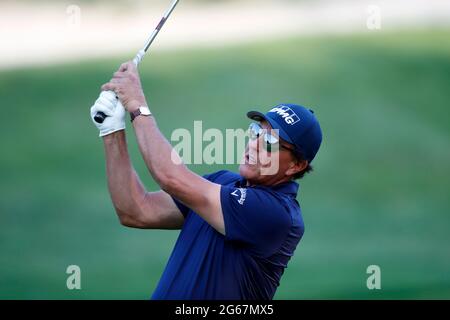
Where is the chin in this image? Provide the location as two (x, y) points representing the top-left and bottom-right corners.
(239, 163), (259, 181)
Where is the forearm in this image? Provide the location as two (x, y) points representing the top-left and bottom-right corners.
(132, 115), (187, 195)
(103, 131), (147, 218)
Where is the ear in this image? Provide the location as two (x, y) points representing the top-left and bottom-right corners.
(285, 159), (308, 177)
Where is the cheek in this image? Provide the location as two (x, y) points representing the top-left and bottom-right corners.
(259, 150), (274, 165)
(278, 153), (295, 171)
(258, 147), (282, 168)
(263, 151), (292, 173)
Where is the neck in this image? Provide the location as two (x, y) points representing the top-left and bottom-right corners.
(246, 175), (292, 187)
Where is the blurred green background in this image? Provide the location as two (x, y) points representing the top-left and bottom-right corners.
(1, 29), (450, 299)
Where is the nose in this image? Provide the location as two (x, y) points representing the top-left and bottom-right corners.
(248, 136), (260, 159)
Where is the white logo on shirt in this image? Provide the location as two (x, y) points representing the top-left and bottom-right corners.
(231, 188), (247, 205)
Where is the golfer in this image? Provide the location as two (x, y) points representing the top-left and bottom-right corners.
(90, 61), (322, 300)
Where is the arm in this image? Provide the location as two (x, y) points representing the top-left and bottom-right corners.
(102, 123), (185, 230)
(102, 62), (225, 235)
(133, 115), (224, 234)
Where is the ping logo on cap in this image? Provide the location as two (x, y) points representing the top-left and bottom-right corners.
(269, 106), (300, 125)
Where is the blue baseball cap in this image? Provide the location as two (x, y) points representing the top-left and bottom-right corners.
(247, 104), (323, 163)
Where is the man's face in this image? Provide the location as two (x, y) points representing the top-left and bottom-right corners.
(239, 120), (298, 185)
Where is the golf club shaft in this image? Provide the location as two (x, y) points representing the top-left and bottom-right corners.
(94, 0), (180, 124)
(134, 0), (180, 66)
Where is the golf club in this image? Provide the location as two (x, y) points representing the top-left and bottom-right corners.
(94, 0), (180, 124)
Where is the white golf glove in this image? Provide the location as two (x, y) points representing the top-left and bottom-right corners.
(90, 91), (126, 137)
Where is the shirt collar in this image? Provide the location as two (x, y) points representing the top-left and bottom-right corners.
(234, 177), (299, 197)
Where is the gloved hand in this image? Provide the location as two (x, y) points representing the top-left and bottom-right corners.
(90, 91), (126, 137)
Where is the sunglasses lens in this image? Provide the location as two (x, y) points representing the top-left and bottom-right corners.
(266, 133), (278, 144)
(264, 134), (279, 153)
(248, 123), (282, 153)
(248, 124), (253, 137)
(248, 123), (260, 140)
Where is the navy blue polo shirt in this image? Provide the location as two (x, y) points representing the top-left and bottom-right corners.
(151, 170), (304, 300)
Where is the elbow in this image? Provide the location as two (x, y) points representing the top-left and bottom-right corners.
(115, 207), (142, 228)
(114, 203), (157, 229)
(115, 207), (133, 227)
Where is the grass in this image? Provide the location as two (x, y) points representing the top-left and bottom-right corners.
(0, 30), (449, 299)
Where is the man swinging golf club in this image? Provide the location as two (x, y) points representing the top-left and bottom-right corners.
(90, 62), (322, 299)
(89, 0), (322, 300)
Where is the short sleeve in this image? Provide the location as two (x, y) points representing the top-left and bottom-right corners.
(172, 197), (190, 218)
(221, 185), (292, 257)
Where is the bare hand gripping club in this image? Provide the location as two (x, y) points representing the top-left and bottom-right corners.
(94, 0), (180, 124)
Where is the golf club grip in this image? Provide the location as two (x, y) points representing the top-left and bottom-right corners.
(94, 53), (143, 124)
(94, 111), (107, 123)
(93, 90), (120, 124)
